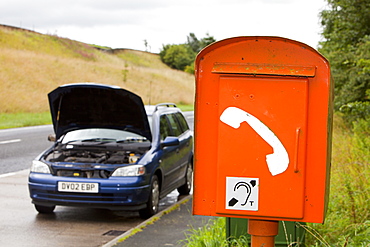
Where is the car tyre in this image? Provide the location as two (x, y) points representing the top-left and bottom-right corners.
(177, 163), (193, 195)
(35, 204), (55, 214)
(139, 175), (160, 219)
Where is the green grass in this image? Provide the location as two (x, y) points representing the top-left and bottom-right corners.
(304, 115), (370, 246)
(180, 217), (226, 247)
(177, 104), (194, 111)
(180, 217), (249, 247)
(0, 112), (52, 129)
(0, 105), (193, 130)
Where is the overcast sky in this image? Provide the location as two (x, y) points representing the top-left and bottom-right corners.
(0, 0), (328, 53)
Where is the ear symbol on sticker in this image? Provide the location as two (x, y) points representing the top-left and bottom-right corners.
(228, 181), (256, 207)
(220, 107), (289, 176)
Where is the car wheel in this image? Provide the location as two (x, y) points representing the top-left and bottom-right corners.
(139, 175), (160, 219)
(177, 163), (193, 195)
(35, 204), (55, 214)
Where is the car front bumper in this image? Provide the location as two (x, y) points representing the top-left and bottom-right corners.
(28, 172), (151, 210)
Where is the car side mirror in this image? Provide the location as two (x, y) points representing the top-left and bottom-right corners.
(161, 136), (179, 148)
(48, 134), (56, 142)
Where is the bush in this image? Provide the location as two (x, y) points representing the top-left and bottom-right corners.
(160, 44), (195, 71)
(160, 33), (216, 74)
(305, 114), (370, 246)
(339, 100), (370, 127)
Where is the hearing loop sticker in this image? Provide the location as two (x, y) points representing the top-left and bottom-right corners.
(226, 177), (259, 211)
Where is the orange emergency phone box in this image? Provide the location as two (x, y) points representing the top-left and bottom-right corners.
(193, 36), (333, 223)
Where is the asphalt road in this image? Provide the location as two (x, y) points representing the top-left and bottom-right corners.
(0, 169), (183, 247)
(0, 125), (53, 175)
(0, 111), (194, 247)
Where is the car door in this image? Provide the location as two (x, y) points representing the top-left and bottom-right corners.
(159, 114), (181, 194)
(173, 112), (193, 178)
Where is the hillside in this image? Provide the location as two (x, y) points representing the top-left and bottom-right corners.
(0, 25), (195, 113)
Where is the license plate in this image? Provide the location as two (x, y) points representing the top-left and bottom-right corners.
(58, 182), (99, 193)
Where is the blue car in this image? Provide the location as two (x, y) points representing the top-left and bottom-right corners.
(28, 83), (193, 218)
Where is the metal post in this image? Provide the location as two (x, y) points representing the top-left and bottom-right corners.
(248, 219), (279, 247)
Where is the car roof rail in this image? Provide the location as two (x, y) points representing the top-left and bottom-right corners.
(154, 103), (177, 112)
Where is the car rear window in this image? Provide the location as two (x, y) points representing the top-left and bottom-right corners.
(166, 114), (183, 137)
(175, 112), (189, 132)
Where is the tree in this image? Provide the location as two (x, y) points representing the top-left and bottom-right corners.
(160, 44), (195, 71)
(160, 33), (216, 73)
(187, 33), (201, 53)
(143, 39), (150, 52)
(186, 33), (216, 53)
(319, 0), (370, 110)
(199, 33), (216, 50)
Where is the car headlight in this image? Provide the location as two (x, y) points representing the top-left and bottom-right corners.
(111, 165), (145, 177)
(30, 160), (51, 174)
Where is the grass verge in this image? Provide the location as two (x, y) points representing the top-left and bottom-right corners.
(181, 217), (250, 247)
(0, 112), (51, 129)
(0, 105), (193, 130)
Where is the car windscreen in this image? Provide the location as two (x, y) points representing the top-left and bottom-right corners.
(61, 128), (149, 144)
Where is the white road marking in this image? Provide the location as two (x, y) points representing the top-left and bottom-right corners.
(0, 172), (16, 178)
(0, 139), (21, 145)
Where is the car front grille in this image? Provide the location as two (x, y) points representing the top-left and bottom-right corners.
(55, 169), (111, 179)
(32, 189), (128, 203)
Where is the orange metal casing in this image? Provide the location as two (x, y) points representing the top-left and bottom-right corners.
(193, 37), (333, 223)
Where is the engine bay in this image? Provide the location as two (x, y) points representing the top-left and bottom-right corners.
(43, 142), (151, 178)
(45, 149), (139, 164)
(44, 140), (151, 164)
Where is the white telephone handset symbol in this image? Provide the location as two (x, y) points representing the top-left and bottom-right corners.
(220, 107), (289, 176)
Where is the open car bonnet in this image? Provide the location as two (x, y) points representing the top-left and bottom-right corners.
(48, 83), (152, 141)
